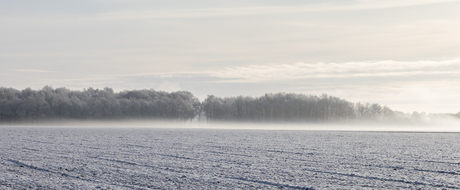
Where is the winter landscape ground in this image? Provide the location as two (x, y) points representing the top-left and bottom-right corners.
(1, 125), (460, 189)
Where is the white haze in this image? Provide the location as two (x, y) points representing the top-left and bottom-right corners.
(4, 118), (460, 132)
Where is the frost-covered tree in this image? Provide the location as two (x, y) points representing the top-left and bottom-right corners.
(201, 92), (399, 123)
(0, 86), (437, 124)
(0, 86), (201, 122)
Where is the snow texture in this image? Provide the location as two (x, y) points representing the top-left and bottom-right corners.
(1, 127), (460, 189)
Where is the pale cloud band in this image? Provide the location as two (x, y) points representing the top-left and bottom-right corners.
(85, 0), (460, 20)
(46, 59), (459, 91)
(13, 69), (56, 73)
(141, 59), (460, 83)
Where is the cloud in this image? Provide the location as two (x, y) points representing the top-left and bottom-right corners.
(354, 0), (460, 8)
(77, 0), (460, 21)
(206, 59), (460, 82)
(13, 69), (56, 73)
(20, 59), (460, 86)
(95, 59), (460, 87)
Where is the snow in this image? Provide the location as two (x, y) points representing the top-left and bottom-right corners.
(1, 126), (460, 189)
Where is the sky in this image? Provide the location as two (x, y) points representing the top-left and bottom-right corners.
(1, 0), (460, 114)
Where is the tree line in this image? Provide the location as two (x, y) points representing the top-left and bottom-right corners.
(202, 93), (400, 122)
(0, 86), (200, 122)
(1, 86), (455, 123)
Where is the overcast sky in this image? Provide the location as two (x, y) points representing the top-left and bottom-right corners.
(1, 0), (460, 113)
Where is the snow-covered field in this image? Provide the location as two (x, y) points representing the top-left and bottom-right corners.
(1, 126), (460, 189)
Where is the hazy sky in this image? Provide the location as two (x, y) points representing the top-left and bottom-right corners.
(1, 0), (460, 113)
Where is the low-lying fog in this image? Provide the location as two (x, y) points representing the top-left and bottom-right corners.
(3, 118), (460, 132)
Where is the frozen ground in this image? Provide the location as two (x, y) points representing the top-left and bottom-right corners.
(1, 126), (460, 189)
